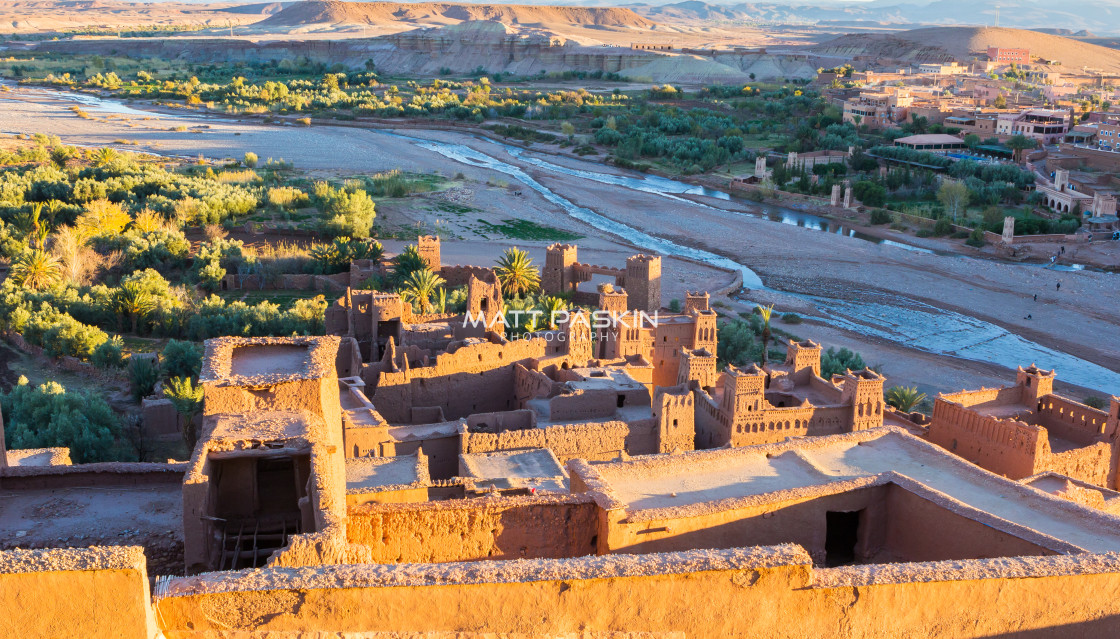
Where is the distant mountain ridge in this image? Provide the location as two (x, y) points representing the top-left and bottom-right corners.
(259, 0), (658, 28)
(626, 0), (1120, 35)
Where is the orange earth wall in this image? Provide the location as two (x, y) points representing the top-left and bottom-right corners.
(345, 493), (599, 563)
(151, 545), (1120, 638)
(0, 547), (155, 639)
(12, 544), (1120, 637)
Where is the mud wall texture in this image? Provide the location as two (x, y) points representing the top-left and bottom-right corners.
(928, 400), (1043, 479)
(0, 547), (154, 639)
(460, 419), (658, 462)
(345, 494), (598, 563)
(153, 546), (1120, 638)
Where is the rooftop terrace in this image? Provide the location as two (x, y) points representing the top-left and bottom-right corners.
(581, 428), (1120, 553)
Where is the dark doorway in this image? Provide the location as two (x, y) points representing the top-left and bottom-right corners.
(211, 454), (308, 571)
(376, 319), (401, 359)
(825, 510), (861, 567)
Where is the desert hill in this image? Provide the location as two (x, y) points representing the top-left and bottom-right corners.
(258, 0), (657, 29)
(811, 26), (1120, 73)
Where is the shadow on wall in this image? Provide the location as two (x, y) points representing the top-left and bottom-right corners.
(980, 616), (1120, 638)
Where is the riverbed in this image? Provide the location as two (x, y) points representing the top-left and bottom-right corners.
(3, 83), (1118, 395)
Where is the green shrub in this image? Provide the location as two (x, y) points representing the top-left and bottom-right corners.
(197, 260), (226, 292)
(128, 355), (161, 402)
(869, 209), (891, 225)
(161, 339), (203, 380)
(965, 228), (986, 247)
(1, 377), (126, 463)
(243, 151), (258, 168)
(91, 335), (125, 368)
(313, 181), (377, 239)
(780, 313), (803, 324)
(820, 347), (867, 378)
(933, 217), (953, 236)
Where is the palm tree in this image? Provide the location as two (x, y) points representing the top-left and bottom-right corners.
(115, 282), (156, 334)
(11, 249), (62, 290)
(93, 147), (119, 168)
(886, 386), (928, 413)
(164, 376), (204, 451)
(391, 244), (427, 285)
(1006, 134), (1037, 164)
(495, 247), (540, 299)
(400, 269), (446, 315)
(539, 295), (568, 329)
(757, 304), (774, 365)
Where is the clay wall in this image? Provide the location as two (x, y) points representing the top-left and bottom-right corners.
(0, 462), (184, 490)
(604, 484), (882, 560)
(939, 385), (1023, 409)
(728, 406), (817, 447)
(345, 494), (598, 563)
(928, 399), (1044, 479)
(807, 374), (846, 404)
(694, 390), (732, 449)
(543, 385), (648, 422)
(345, 422), (461, 480)
(654, 386), (696, 453)
(440, 264), (493, 288)
(1044, 443), (1113, 488)
(880, 483), (1057, 562)
(370, 338), (547, 423)
(513, 363), (556, 405)
(1035, 395), (1112, 444)
(136, 544), (1120, 638)
(466, 409), (536, 433)
(461, 419), (659, 463)
(602, 481), (1056, 565)
(0, 547), (154, 639)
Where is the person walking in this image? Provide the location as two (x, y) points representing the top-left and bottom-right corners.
(1056, 282), (1061, 291)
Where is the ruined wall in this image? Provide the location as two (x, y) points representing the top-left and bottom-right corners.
(345, 494), (598, 563)
(694, 389), (732, 449)
(0, 547), (154, 639)
(513, 363), (556, 406)
(154, 546), (1120, 638)
(938, 385), (1023, 409)
(1035, 395), (1112, 444)
(1044, 443), (1113, 488)
(928, 399), (1044, 479)
(655, 386), (695, 453)
(461, 419), (658, 462)
(440, 264), (493, 288)
(370, 338), (546, 423)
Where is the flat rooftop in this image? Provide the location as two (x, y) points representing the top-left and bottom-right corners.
(567, 368), (645, 392)
(461, 449), (566, 481)
(207, 411), (316, 445)
(199, 336), (340, 386)
(345, 455), (427, 494)
(460, 449), (568, 493)
(581, 428), (1120, 553)
(5, 448), (71, 467)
